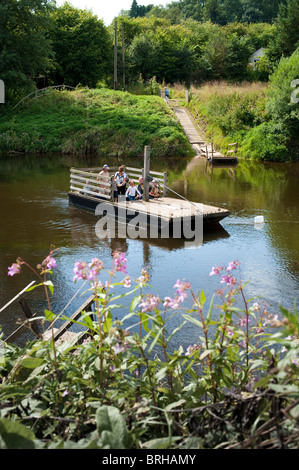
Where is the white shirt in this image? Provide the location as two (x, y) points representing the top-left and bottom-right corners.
(126, 186), (141, 197)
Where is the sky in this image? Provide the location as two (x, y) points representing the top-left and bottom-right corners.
(55, 0), (170, 26)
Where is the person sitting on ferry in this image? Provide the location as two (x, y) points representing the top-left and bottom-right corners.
(114, 165), (128, 201)
(137, 177), (144, 199)
(149, 180), (161, 199)
(126, 180), (141, 201)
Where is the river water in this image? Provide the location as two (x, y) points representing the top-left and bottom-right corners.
(0, 154), (298, 347)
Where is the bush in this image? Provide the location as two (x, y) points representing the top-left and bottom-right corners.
(1, 249), (298, 449)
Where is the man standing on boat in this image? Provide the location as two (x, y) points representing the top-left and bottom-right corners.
(97, 164), (110, 195)
(114, 165), (128, 201)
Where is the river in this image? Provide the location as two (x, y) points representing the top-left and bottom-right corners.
(0, 154), (298, 348)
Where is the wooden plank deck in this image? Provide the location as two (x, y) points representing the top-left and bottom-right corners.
(116, 196), (229, 221)
(170, 103), (238, 163)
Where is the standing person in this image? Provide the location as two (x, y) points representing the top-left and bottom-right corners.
(114, 165), (128, 201)
(164, 87), (169, 103)
(126, 180), (141, 201)
(97, 164), (110, 195)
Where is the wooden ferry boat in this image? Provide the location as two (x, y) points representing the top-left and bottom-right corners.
(68, 165), (230, 231)
(68, 146), (230, 233)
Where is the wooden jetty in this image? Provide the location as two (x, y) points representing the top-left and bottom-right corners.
(42, 294), (96, 348)
(170, 103), (238, 164)
(68, 147), (230, 229)
(1, 281), (96, 347)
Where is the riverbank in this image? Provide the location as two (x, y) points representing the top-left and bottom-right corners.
(172, 78), (298, 162)
(0, 88), (194, 158)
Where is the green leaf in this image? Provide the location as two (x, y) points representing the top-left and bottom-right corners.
(200, 289), (206, 307)
(43, 281), (54, 295)
(44, 309), (56, 322)
(148, 326), (163, 354)
(142, 436), (181, 449)
(19, 356), (45, 369)
(96, 406), (129, 449)
(103, 311), (113, 333)
(206, 295), (214, 324)
(165, 399), (186, 411)
(199, 349), (214, 360)
(130, 295), (142, 313)
(183, 314), (203, 329)
(0, 418), (37, 449)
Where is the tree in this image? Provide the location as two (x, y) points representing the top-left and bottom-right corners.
(275, 0), (299, 57)
(0, 0), (54, 104)
(129, 0), (139, 18)
(48, 3), (113, 88)
(265, 49), (299, 159)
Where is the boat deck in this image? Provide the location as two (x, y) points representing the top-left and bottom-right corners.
(68, 191), (230, 224)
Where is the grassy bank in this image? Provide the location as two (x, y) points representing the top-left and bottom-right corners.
(172, 81), (296, 162)
(0, 88), (193, 158)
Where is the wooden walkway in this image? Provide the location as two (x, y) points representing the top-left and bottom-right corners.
(170, 102), (238, 163)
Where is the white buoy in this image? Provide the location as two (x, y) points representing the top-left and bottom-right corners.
(254, 215), (264, 224)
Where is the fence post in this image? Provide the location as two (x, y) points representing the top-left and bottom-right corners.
(163, 172), (168, 197)
(143, 146), (150, 202)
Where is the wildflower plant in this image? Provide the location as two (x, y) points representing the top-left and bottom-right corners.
(0, 250), (298, 449)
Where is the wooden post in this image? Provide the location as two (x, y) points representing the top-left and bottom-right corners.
(122, 23), (125, 90)
(143, 146), (150, 202)
(185, 89), (189, 103)
(163, 172), (168, 196)
(19, 298), (42, 339)
(114, 21), (118, 90)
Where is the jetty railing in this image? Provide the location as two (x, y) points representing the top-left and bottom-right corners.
(13, 85), (76, 110)
(70, 165), (168, 199)
(0, 281), (43, 342)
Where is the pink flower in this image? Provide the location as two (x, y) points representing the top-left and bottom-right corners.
(220, 274), (237, 287)
(42, 256), (57, 271)
(122, 275), (131, 288)
(226, 261), (239, 271)
(238, 317), (250, 327)
(185, 344), (201, 356)
(139, 295), (161, 313)
(88, 258), (104, 281)
(173, 279), (190, 302)
(252, 302), (261, 311)
(8, 262), (21, 277)
(113, 251), (127, 273)
(163, 296), (174, 308)
(73, 261), (88, 282)
(209, 266), (222, 276)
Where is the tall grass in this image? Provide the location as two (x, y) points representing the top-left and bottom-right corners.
(174, 81), (289, 161)
(0, 88), (193, 158)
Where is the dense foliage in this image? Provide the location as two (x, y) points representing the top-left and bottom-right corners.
(0, 88), (192, 157)
(0, 0), (54, 103)
(1, 249), (298, 449)
(0, 0), (295, 107)
(185, 47), (299, 162)
(127, 0), (283, 25)
(48, 3), (113, 88)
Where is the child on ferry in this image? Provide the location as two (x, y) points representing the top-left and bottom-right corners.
(125, 180), (141, 201)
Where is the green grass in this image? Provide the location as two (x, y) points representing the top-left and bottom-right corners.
(0, 88), (194, 158)
(179, 81), (289, 161)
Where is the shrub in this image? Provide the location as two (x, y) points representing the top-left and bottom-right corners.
(1, 249), (298, 449)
